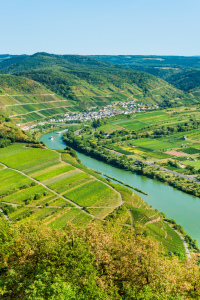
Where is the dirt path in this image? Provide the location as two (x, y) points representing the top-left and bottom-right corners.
(145, 216), (161, 225)
(0, 147), (123, 222)
(165, 222), (191, 258)
(9, 105), (73, 117)
(0, 162), (82, 208)
(0, 208), (11, 223)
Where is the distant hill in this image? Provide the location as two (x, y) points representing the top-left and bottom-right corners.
(91, 55), (200, 81)
(0, 53), (198, 124)
(168, 69), (200, 92)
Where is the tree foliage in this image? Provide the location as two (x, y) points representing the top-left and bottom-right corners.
(1, 217), (200, 299)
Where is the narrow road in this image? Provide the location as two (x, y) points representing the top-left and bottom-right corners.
(74, 129), (83, 136)
(0, 208), (11, 223)
(104, 146), (200, 185)
(145, 161), (200, 183)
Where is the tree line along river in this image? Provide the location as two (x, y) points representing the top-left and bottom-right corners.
(40, 131), (200, 245)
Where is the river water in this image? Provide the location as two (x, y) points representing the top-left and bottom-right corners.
(40, 131), (200, 243)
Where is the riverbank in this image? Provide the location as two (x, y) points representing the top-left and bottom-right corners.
(39, 130), (200, 245)
(63, 130), (200, 198)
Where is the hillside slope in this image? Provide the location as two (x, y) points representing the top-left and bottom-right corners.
(92, 55), (200, 80)
(0, 75), (78, 124)
(0, 53), (196, 115)
(168, 69), (200, 92)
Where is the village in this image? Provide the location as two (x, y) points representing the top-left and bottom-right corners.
(19, 99), (160, 131)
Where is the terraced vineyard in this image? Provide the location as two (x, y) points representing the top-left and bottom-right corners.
(0, 75), (77, 124)
(0, 144), (121, 226)
(0, 142), (189, 257)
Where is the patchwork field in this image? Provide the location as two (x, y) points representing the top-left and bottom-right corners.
(0, 143), (121, 223)
(1, 92), (77, 124)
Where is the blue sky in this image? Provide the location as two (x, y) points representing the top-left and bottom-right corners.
(0, 0), (199, 55)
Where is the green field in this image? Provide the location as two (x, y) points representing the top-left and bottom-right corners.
(0, 143), (122, 222)
(0, 169), (32, 196)
(0, 144), (60, 173)
(48, 172), (91, 194)
(128, 207), (186, 256)
(31, 164), (75, 181)
(182, 160), (200, 169)
(64, 180), (120, 207)
(179, 147), (200, 154)
(117, 120), (148, 131)
(129, 138), (177, 150)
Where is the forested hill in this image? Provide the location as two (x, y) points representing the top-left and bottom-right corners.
(0, 52), (195, 111)
(91, 55), (200, 81)
(168, 69), (200, 92)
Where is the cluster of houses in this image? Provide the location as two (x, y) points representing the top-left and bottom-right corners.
(17, 99), (160, 130)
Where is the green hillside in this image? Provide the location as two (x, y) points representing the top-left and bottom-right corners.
(168, 69), (200, 92)
(92, 55), (200, 80)
(0, 75), (78, 124)
(0, 53), (196, 123)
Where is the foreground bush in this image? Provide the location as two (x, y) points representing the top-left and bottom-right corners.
(0, 217), (200, 299)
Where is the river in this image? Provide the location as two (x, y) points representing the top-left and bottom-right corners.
(40, 131), (200, 244)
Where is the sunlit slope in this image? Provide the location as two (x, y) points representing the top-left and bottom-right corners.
(0, 144), (121, 224)
(0, 75), (77, 123)
(0, 52), (195, 112)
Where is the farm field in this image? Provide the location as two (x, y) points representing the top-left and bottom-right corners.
(31, 163), (75, 181)
(0, 143), (60, 173)
(116, 120), (148, 130)
(64, 180), (120, 207)
(0, 139), (190, 257)
(182, 160), (200, 169)
(179, 147), (200, 154)
(98, 123), (122, 133)
(129, 138), (177, 150)
(0, 143), (121, 222)
(0, 168), (32, 196)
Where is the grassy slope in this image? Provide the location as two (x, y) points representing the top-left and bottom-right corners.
(105, 183), (186, 257)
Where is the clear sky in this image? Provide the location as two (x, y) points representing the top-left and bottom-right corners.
(0, 0), (199, 56)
